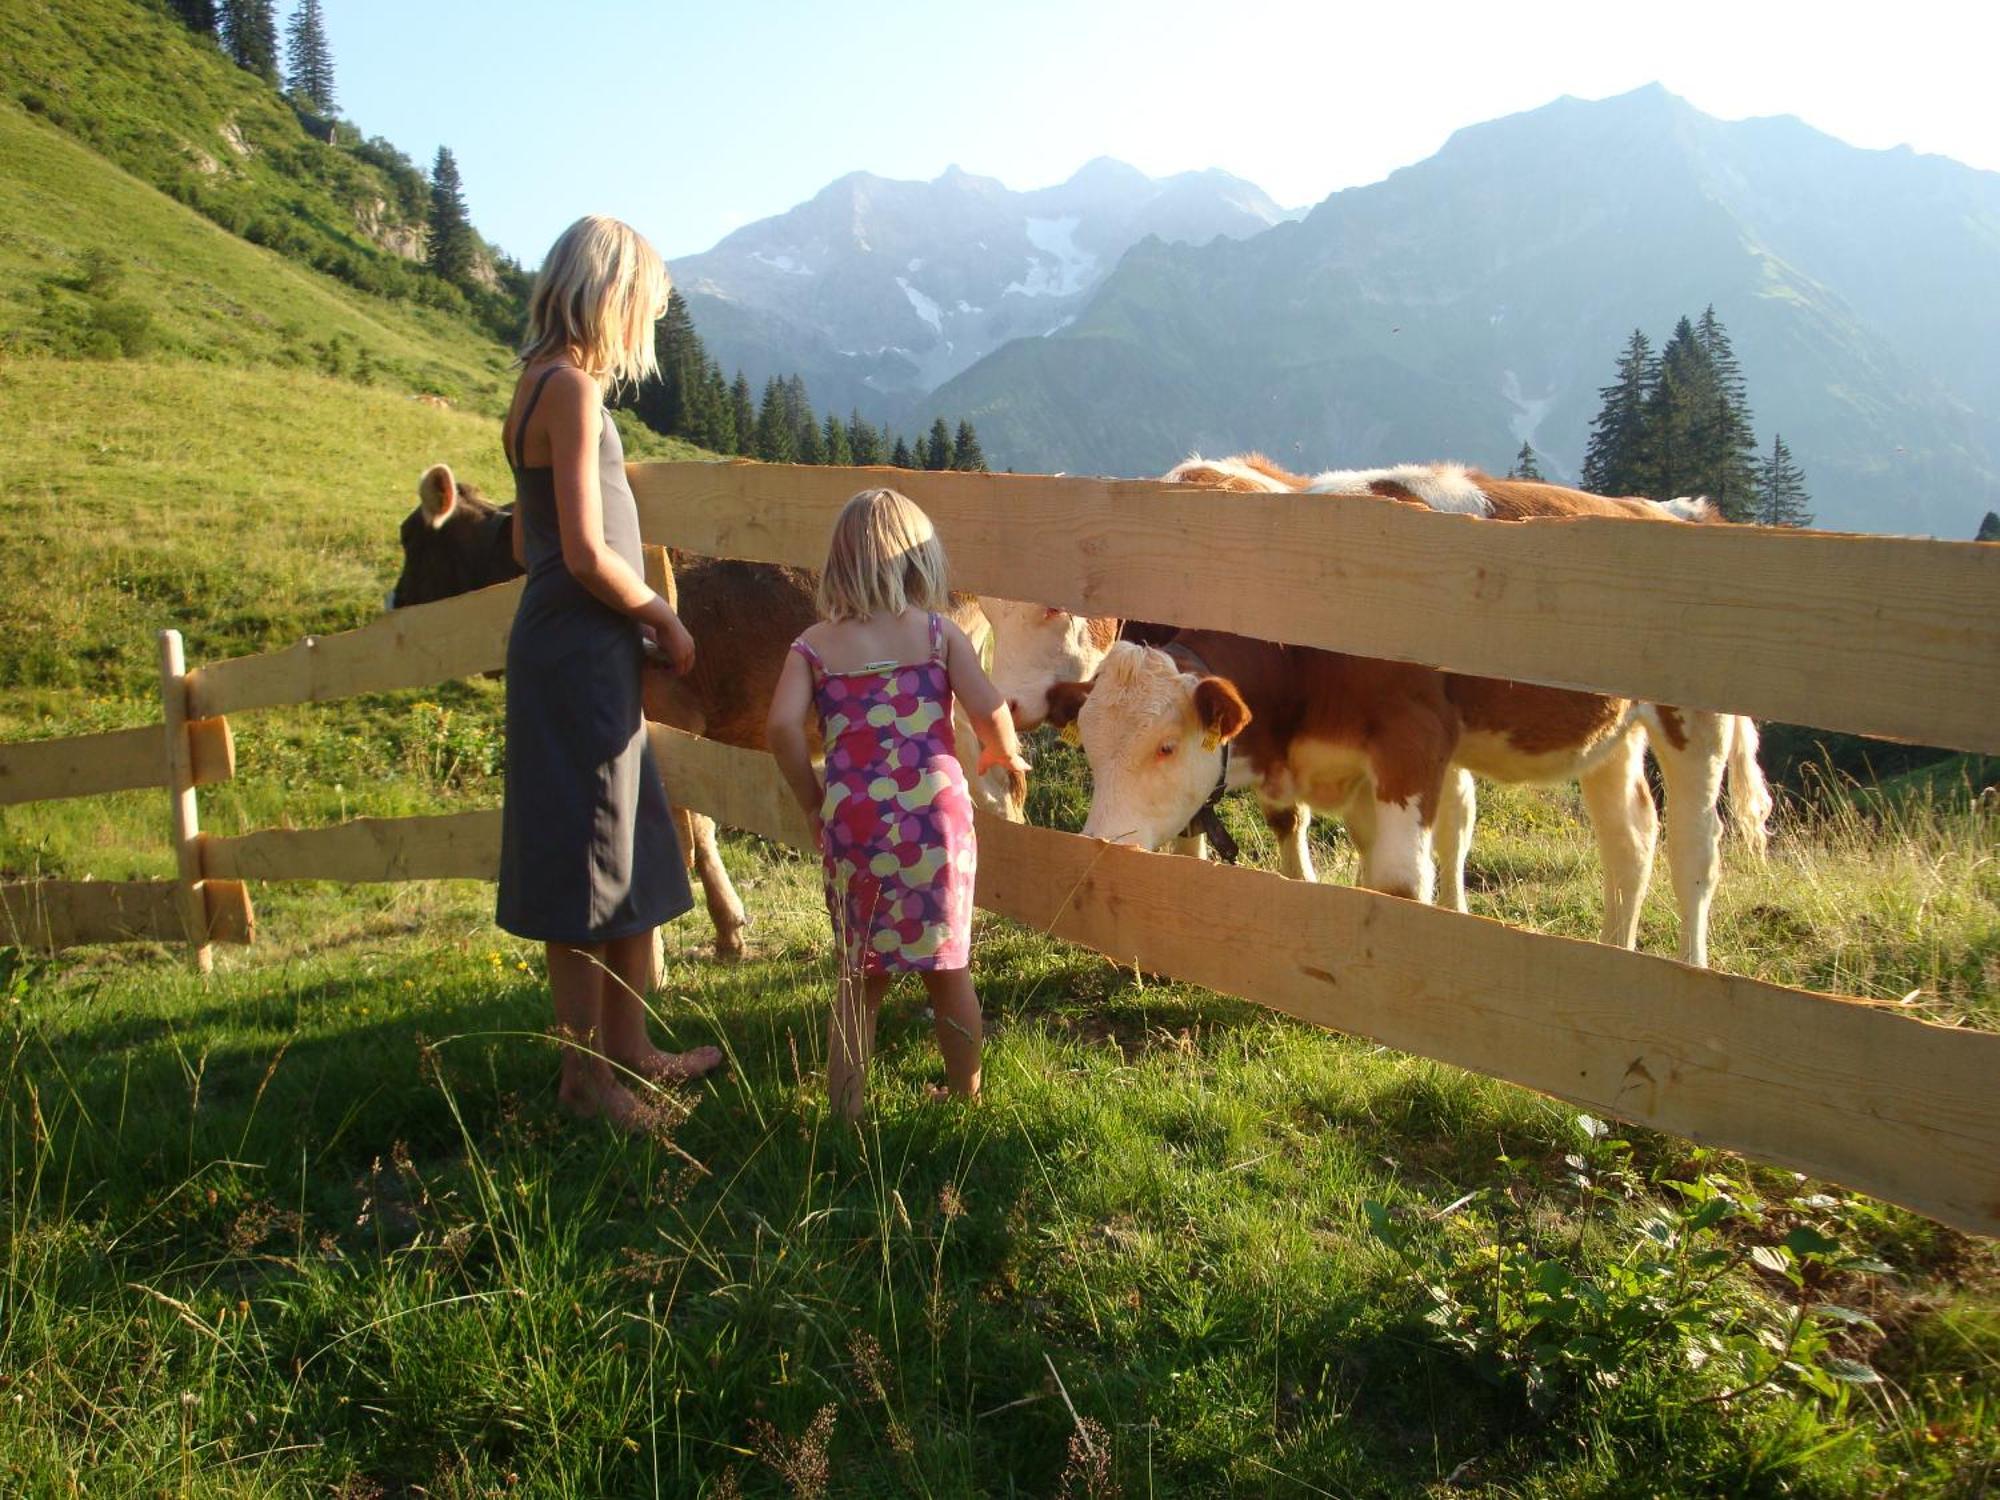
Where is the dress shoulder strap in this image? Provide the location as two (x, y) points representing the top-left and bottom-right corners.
(506, 365), (564, 470)
(789, 636), (824, 673)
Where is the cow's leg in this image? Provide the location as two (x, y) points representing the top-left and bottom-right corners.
(1356, 793), (1435, 903)
(1354, 712), (1453, 903)
(1340, 788), (1377, 873)
(1652, 710), (1729, 968)
(1262, 799), (1316, 881)
(680, 806), (749, 961)
(1433, 767), (1478, 914)
(1576, 732), (1657, 951)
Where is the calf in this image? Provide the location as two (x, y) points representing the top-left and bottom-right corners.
(1017, 456), (1770, 967)
(391, 465), (1022, 958)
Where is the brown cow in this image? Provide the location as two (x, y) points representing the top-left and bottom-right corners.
(1016, 455), (1770, 967)
(391, 464), (1021, 958)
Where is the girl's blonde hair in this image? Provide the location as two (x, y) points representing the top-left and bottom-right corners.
(817, 488), (951, 622)
(520, 215), (668, 389)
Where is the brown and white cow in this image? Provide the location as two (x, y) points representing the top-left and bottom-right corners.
(392, 464), (1023, 958)
(1012, 455), (1771, 968)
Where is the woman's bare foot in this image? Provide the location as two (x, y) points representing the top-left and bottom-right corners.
(557, 1073), (645, 1131)
(618, 1044), (725, 1085)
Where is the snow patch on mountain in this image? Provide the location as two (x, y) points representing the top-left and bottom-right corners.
(897, 277), (943, 334)
(1006, 217), (1097, 298)
(1500, 369), (1555, 447)
(751, 251), (811, 276)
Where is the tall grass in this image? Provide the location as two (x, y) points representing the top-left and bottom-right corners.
(4, 844), (1996, 1496)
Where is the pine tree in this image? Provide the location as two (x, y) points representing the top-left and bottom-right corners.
(220, 0), (279, 82)
(848, 410), (880, 466)
(1694, 307), (1758, 520)
(1645, 317), (1711, 502)
(729, 373), (755, 457)
(796, 409), (824, 465)
(1979, 512), (2000, 543)
(170, 0), (219, 36)
(426, 146), (475, 283)
(627, 291), (700, 436)
(1508, 441), (1542, 481)
(700, 363), (735, 454)
(925, 418), (953, 471)
(753, 379), (795, 463)
(891, 436), (914, 469)
(1581, 329), (1656, 497)
(284, 0), (336, 111)
(1753, 434), (1814, 528)
(951, 420), (987, 472)
(822, 412), (851, 466)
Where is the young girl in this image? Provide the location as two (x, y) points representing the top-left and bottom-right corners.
(765, 489), (1027, 1119)
(496, 214), (721, 1127)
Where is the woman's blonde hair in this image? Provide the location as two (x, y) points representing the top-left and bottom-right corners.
(520, 214), (668, 389)
(817, 488), (951, 622)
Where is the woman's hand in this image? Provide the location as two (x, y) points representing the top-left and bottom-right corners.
(639, 599), (695, 675)
(653, 613), (696, 676)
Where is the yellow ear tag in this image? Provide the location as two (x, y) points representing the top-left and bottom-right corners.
(1060, 722), (1082, 747)
(1202, 729), (1221, 752)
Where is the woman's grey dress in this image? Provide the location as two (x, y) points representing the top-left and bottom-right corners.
(496, 367), (692, 944)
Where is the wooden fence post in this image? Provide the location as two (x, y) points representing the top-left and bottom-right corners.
(159, 629), (213, 975)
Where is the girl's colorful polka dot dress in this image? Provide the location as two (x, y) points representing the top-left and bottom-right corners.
(790, 614), (976, 974)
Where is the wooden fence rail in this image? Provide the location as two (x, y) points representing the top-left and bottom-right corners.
(629, 462), (2000, 753)
(0, 718), (234, 807)
(646, 725), (2000, 1239)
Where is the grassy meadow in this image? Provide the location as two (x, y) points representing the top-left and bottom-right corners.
(1, 57), (1996, 1486)
(0, 351), (1995, 1495)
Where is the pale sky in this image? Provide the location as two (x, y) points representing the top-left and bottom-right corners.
(325, 0), (1999, 267)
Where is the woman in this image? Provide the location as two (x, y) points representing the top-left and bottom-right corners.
(497, 214), (721, 1126)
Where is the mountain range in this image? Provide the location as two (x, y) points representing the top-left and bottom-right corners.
(670, 157), (1292, 420)
(681, 88), (2000, 537)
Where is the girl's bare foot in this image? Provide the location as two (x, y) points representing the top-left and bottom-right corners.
(557, 1074), (645, 1131)
(619, 1043), (725, 1085)
(925, 1083), (979, 1104)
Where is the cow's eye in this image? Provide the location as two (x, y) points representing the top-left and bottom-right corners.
(1156, 741), (1177, 760)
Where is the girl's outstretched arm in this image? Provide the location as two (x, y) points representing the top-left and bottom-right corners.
(941, 619), (1028, 780)
(765, 647), (823, 820)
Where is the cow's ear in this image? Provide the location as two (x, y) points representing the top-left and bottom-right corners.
(418, 464), (458, 529)
(1045, 678), (1095, 730)
(1192, 677), (1251, 745)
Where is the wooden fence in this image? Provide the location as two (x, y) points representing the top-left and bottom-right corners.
(2, 462), (1996, 1236)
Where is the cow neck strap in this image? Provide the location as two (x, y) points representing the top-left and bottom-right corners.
(1159, 641), (1239, 864)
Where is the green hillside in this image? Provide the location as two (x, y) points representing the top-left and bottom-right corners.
(0, 103), (513, 403)
(0, 0), (523, 337)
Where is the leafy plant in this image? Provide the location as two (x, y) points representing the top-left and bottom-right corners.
(1364, 1121), (1892, 1415)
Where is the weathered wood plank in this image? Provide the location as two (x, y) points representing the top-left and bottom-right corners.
(187, 580), (521, 719)
(0, 878), (252, 950)
(202, 810), (501, 884)
(648, 724), (2000, 1237)
(0, 726), (158, 805)
(0, 717), (233, 807)
(628, 461), (2000, 753)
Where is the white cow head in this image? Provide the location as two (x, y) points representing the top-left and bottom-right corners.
(978, 597), (1119, 730)
(1046, 643), (1251, 849)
